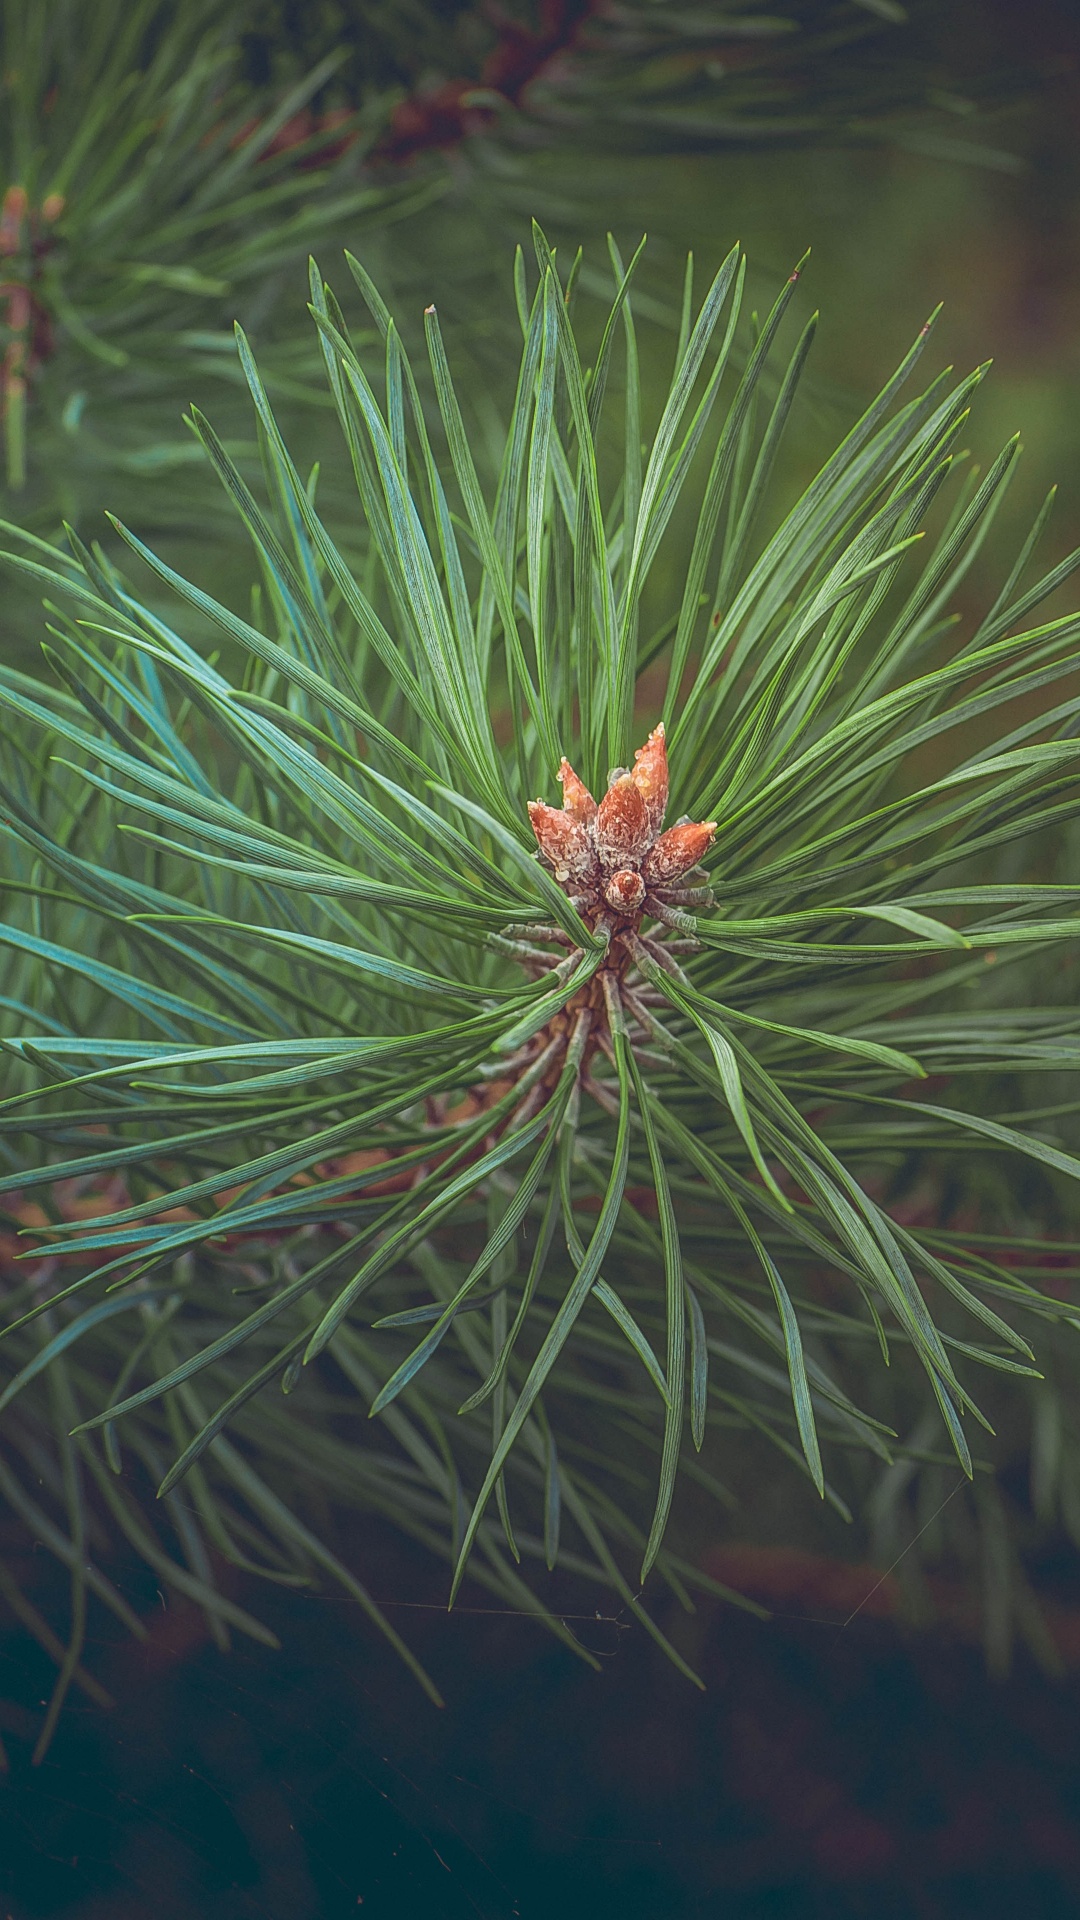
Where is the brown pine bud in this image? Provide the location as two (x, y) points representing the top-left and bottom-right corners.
(605, 868), (647, 912)
(596, 774), (650, 865)
(558, 757), (597, 823)
(631, 722), (668, 837)
(527, 801), (598, 887)
(642, 820), (716, 885)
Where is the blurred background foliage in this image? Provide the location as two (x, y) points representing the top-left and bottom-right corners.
(5, 0), (1076, 651)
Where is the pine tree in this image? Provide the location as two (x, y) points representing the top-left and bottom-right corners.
(3, 230), (1080, 1753)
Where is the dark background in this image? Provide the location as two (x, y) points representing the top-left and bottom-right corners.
(5, 1514), (1080, 1920)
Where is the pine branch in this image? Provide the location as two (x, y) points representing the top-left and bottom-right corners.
(3, 233), (1080, 1740)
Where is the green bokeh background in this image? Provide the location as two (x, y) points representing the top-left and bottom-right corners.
(10, 5), (1078, 692)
